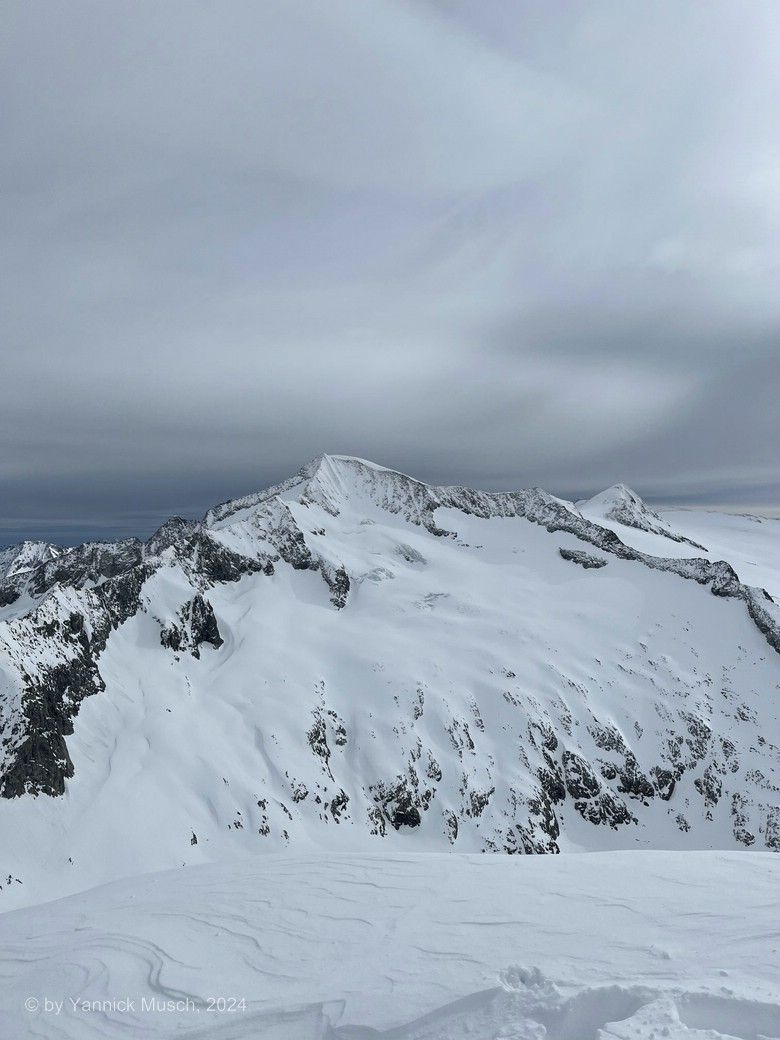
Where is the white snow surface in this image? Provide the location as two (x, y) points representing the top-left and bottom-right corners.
(1, 458), (780, 1038)
(1, 850), (778, 1039)
(660, 509), (780, 603)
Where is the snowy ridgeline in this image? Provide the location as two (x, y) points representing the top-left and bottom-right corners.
(0, 850), (778, 1039)
(0, 454), (779, 907)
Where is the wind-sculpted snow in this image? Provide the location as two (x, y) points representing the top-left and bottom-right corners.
(0, 455), (779, 905)
(0, 851), (778, 1038)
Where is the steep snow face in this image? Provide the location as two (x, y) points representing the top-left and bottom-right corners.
(1, 456), (779, 907)
(578, 485), (706, 550)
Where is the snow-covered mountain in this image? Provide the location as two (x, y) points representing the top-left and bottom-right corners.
(577, 484), (707, 549)
(1, 455), (779, 908)
(0, 539), (62, 580)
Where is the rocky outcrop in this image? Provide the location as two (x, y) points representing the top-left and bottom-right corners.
(160, 594), (223, 659)
(0, 541), (61, 580)
(559, 548), (608, 569)
(145, 516), (197, 556)
(0, 565), (152, 797)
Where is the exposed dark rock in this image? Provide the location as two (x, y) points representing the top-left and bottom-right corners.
(443, 809), (458, 844)
(327, 709), (348, 747)
(177, 532), (264, 585)
(395, 543), (427, 565)
(328, 789), (350, 822)
(1, 565), (153, 798)
(370, 770), (434, 831)
(562, 750), (601, 800)
(589, 724), (628, 754)
(731, 793), (755, 846)
(579, 485), (707, 550)
(30, 539), (144, 598)
(650, 767), (676, 801)
(146, 516), (197, 556)
(466, 786), (495, 819)
(537, 757), (566, 805)
(307, 711), (332, 779)
(160, 594), (223, 659)
(521, 790), (561, 851)
(374, 779), (421, 829)
(2, 453), (779, 861)
(322, 564), (350, 609)
(425, 751), (442, 783)
(765, 807), (780, 851)
(574, 792), (635, 829)
(559, 547), (608, 569)
(695, 764), (723, 809)
(615, 753), (655, 801)
(0, 585), (20, 608)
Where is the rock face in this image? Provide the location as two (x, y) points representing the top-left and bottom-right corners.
(559, 548), (607, 569)
(1, 454), (779, 896)
(0, 541), (61, 580)
(145, 516), (197, 556)
(160, 594), (223, 658)
(0, 541), (62, 608)
(0, 565), (152, 797)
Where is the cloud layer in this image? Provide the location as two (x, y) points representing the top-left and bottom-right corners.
(2, 1), (779, 541)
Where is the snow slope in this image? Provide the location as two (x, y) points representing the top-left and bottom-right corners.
(0, 456), (779, 911)
(577, 485), (706, 551)
(659, 509), (780, 603)
(1, 850), (778, 1039)
(578, 490), (780, 603)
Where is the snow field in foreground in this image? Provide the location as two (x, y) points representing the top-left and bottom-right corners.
(1, 850), (778, 1039)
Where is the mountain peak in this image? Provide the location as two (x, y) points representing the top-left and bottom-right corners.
(578, 482), (667, 527)
(0, 540), (62, 580)
(204, 454), (428, 529)
(579, 483), (646, 512)
(577, 484), (706, 550)
(145, 515), (198, 556)
(3, 450), (780, 907)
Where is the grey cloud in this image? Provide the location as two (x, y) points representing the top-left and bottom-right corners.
(1, 1), (779, 543)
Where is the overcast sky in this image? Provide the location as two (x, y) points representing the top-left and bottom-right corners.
(2, 1), (780, 543)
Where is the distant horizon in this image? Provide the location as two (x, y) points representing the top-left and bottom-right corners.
(2, 453), (778, 547)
